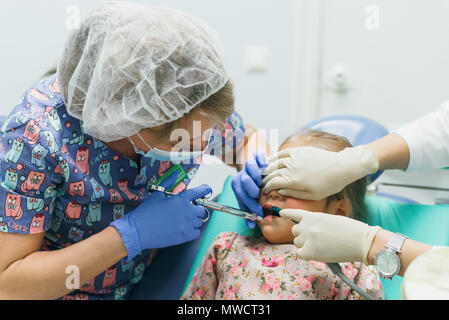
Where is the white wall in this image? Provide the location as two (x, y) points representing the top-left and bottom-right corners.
(310, 0), (449, 204)
(315, 0), (449, 131)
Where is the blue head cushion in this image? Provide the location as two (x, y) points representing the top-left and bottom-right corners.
(301, 115), (389, 182)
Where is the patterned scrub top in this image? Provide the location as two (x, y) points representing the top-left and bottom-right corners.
(182, 232), (385, 300)
(0, 74), (246, 300)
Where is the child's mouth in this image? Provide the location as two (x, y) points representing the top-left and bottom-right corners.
(262, 205), (281, 218)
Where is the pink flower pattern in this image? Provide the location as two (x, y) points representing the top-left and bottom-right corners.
(181, 232), (384, 300)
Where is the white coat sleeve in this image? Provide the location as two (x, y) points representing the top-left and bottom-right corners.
(394, 100), (449, 171)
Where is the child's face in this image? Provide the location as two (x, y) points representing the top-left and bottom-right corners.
(257, 190), (331, 244)
(257, 139), (349, 244)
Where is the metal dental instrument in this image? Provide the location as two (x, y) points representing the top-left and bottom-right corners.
(148, 184), (263, 222)
(194, 198), (263, 222)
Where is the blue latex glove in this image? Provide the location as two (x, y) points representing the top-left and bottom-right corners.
(231, 151), (268, 228)
(111, 172), (211, 261)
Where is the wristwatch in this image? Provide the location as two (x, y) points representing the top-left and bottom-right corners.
(374, 233), (408, 280)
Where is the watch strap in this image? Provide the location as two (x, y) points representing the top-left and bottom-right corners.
(385, 233), (408, 253)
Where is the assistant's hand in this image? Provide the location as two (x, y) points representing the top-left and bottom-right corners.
(280, 209), (381, 264)
(262, 146), (379, 201)
(232, 151), (268, 228)
(111, 172), (211, 261)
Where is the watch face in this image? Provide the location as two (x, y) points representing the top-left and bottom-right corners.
(375, 250), (400, 276)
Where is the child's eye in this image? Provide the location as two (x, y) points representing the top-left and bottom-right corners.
(268, 194), (282, 201)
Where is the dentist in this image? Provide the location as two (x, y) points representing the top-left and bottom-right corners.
(262, 101), (449, 278)
(0, 2), (269, 300)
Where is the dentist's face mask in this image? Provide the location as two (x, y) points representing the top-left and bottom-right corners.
(128, 130), (213, 164)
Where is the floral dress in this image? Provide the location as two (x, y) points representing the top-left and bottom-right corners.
(0, 74), (246, 300)
(182, 232), (384, 300)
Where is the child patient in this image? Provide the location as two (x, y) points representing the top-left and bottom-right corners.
(181, 130), (384, 300)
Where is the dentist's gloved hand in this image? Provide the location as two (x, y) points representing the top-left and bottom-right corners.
(232, 151), (268, 229)
(280, 209), (381, 265)
(262, 146), (379, 201)
(111, 172), (211, 261)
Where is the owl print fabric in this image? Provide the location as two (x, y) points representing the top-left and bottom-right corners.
(0, 73), (246, 300)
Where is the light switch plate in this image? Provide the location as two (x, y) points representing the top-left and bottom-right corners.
(244, 46), (270, 73)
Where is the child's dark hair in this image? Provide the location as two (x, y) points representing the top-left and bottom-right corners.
(280, 129), (368, 221)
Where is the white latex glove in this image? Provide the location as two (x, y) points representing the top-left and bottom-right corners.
(262, 146), (379, 201)
(280, 209), (381, 265)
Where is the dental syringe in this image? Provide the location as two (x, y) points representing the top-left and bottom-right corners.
(148, 184), (263, 222)
(193, 198), (263, 222)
